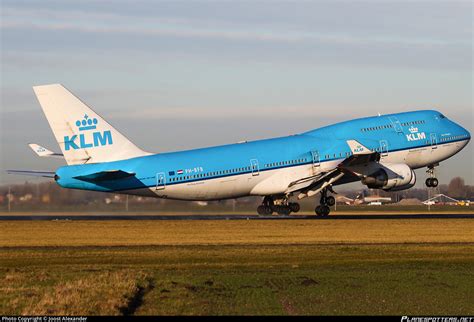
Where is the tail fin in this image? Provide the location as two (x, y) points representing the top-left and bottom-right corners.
(33, 84), (150, 165)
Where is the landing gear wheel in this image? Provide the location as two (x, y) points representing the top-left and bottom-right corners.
(316, 188), (333, 216)
(289, 202), (300, 213)
(426, 178), (439, 188)
(322, 205), (330, 216)
(425, 178), (432, 187)
(277, 206), (291, 216)
(326, 196), (335, 206)
(315, 205), (330, 216)
(426, 165), (439, 188)
(315, 205), (331, 217)
(257, 197), (276, 215)
(315, 205), (323, 216)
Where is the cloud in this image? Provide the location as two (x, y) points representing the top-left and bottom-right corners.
(2, 4), (471, 72)
(2, 6), (465, 47)
(108, 103), (463, 123)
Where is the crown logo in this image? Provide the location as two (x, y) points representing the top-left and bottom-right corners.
(408, 126), (418, 133)
(75, 114), (98, 131)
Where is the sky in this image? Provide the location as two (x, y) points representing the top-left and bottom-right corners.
(0, 0), (472, 187)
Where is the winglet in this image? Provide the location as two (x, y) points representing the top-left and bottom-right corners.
(346, 140), (372, 155)
(28, 143), (64, 158)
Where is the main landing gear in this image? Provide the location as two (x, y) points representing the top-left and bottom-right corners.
(425, 165), (439, 188)
(257, 196), (300, 216)
(315, 188), (335, 217)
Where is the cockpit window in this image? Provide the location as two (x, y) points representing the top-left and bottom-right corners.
(439, 114), (446, 119)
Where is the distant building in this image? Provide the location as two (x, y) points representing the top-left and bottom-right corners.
(19, 194), (33, 202)
(41, 194), (51, 203)
(423, 194), (459, 206)
(335, 195), (355, 205)
(363, 196), (392, 204)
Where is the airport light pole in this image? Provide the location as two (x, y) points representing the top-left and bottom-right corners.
(8, 186), (11, 212)
(428, 188), (431, 212)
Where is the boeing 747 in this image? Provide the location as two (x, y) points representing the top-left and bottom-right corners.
(8, 84), (471, 216)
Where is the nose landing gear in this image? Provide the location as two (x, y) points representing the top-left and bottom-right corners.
(425, 177), (439, 188)
(425, 165), (439, 188)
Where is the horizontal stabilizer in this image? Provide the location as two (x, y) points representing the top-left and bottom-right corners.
(74, 170), (135, 182)
(346, 140), (372, 155)
(28, 143), (64, 158)
(7, 170), (56, 178)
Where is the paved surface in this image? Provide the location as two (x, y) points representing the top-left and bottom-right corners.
(0, 214), (473, 221)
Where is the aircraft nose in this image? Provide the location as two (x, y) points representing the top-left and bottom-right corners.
(455, 122), (471, 148)
(460, 124), (471, 142)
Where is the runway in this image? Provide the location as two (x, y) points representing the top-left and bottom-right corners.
(0, 213), (473, 221)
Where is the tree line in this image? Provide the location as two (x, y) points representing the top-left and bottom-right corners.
(0, 177), (472, 212)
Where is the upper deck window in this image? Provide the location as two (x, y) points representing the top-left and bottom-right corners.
(439, 114), (446, 119)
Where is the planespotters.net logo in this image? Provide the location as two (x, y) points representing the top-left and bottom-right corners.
(402, 317), (474, 322)
(63, 114), (113, 151)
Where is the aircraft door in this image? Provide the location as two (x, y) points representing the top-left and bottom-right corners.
(250, 159), (259, 176)
(430, 133), (438, 150)
(388, 116), (403, 133)
(311, 150), (320, 167)
(379, 140), (388, 157)
(156, 172), (166, 190)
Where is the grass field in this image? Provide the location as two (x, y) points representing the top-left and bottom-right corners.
(1, 219), (473, 315)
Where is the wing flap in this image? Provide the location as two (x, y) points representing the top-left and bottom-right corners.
(296, 170), (345, 199)
(286, 169), (338, 194)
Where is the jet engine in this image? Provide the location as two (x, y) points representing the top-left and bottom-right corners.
(361, 163), (416, 191)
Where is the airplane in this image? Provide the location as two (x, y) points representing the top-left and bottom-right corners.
(7, 84), (471, 216)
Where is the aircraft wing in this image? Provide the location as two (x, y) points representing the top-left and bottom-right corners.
(28, 143), (64, 159)
(73, 170), (136, 182)
(288, 140), (379, 199)
(6, 170), (56, 178)
(294, 169), (346, 199)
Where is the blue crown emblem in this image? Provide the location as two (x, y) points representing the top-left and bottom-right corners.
(75, 114), (98, 131)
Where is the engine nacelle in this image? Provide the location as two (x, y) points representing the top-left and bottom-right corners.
(361, 163), (416, 191)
